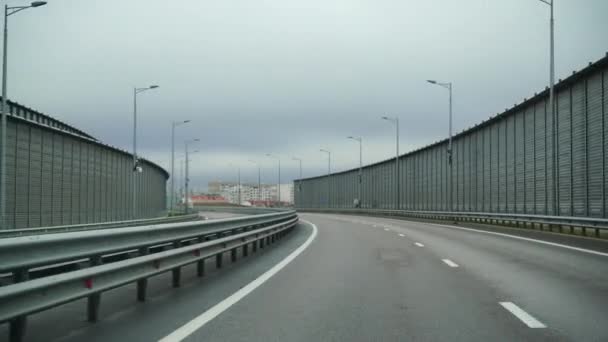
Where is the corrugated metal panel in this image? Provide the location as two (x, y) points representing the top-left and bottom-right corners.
(534, 100), (548, 214)
(463, 136), (470, 211)
(40, 130), (53, 226)
(15, 123), (30, 228)
(603, 70), (607, 218)
(571, 82), (587, 216)
(28, 126), (42, 227)
(71, 141), (81, 223)
(557, 87), (572, 216)
(62, 138), (73, 225)
(586, 73), (603, 217)
(602, 70), (608, 218)
(506, 115), (515, 213)
(515, 111), (525, 213)
(498, 119), (507, 212)
(6, 122), (17, 228)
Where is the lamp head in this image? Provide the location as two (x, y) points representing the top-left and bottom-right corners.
(427, 80), (437, 84)
(149, 85), (159, 89)
(31, 1), (47, 7)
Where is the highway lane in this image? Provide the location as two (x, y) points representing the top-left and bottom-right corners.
(4, 213), (608, 341)
(175, 213), (608, 341)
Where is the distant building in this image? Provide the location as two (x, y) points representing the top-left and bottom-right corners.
(190, 195), (229, 205)
(208, 181), (294, 205)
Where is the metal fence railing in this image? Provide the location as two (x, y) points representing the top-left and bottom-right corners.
(0, 213), (202, 238)
(0, 210), (298, 342)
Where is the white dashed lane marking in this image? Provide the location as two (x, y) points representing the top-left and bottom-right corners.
(499, 302), (546, 328)
(442, 259), (459, 268)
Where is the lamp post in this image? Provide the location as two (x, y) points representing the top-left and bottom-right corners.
(265, 154), (281, 206)
(292, 157), (302, 206)
(347, 136), (363, 208)
(381, 116), (400, 210)
(132, 84), (159, 219)
(1, 1), (47, 229)
(248, 160), (261, 203)
(427, 80), (453, 211)
(184, 139), (199, 213)
(538, 0), (556, 215)
(170, 120), (190, 211)
(320, 149), (331, 207)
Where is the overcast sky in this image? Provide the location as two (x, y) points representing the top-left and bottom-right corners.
(7, 0), (608, 190)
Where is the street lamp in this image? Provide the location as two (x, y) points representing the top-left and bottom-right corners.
(132, 84), (159, 219)
(347, 136), (363, 208)
(320, 149), (331, 207)
(248, 160), (261, 203)
(427, 80), (453, 211)
(184, 139), (199, 213)
(170, 120), (190, 211)
(381, 116), (400, 210)
(1, 1), (47, 229)
(292, 157), (302, 206)
(265, 154), (281, 206)
(538, 0), (556, 215)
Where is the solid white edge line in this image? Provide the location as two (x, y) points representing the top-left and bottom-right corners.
(499, 302), (546, 328)
(442, 259), (459, 267)
(431, 223), (608, 258)
(157, 220), (318, 342)
(415, 242), (424, 247)
(368, 215), (608, 258)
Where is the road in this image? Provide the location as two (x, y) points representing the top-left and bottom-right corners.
(4, 213), (608, 341)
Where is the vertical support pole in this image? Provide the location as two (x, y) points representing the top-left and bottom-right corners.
(216, 253), (223, 268)
(9, 269), (29, 342)
(231, 248), (237, 262)
(172, 241), (181, 288)
(137, 247), (149, 301)
(196, 237), (205, 277)
(87, 255), (102, 322)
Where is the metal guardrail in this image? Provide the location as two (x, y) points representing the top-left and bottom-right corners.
(0, 214), (202, 239)
(0, 210), (298, 342)
(298, 208), (608, 237)
(192, 206), (289, 215)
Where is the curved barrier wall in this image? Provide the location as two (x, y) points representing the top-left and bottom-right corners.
(296, 54), (608, 218)
(3, 100), (168, 229)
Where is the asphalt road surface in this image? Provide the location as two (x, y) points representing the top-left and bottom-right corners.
(4, 213), (608, 341)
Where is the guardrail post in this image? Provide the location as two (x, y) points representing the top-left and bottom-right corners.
(197, 237), (205, 277)
(10, 269), (29, 342)
(216, 252), (223, 269)
(137, 247), (149, 302)
(172, 242), (182, 288)
(87, 255), (102, 322)
(260, 236), (265, 249)
(243, 239), (249, 257)
(231, 248), (237, 262)
(252, 235), (258, 253)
